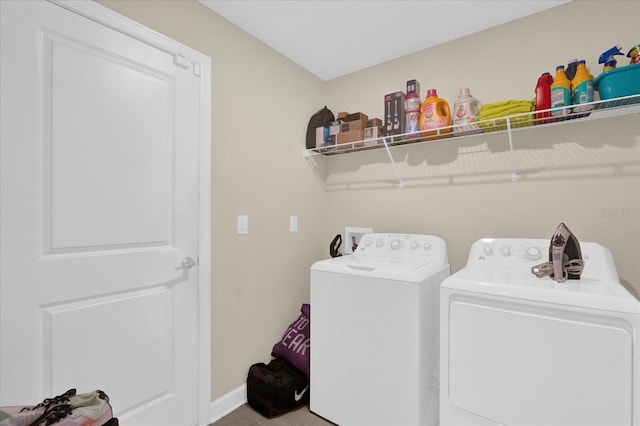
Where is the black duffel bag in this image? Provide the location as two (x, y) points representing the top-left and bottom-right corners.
(246, 358), (309, 418)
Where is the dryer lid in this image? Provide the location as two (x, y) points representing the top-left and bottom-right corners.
(444, 268), (640, 314)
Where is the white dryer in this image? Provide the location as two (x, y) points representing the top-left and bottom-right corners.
(310, 233), (450, 426)
(440, 238), (640, 426)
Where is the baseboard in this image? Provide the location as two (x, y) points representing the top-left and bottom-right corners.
(209, 384), (247, 424)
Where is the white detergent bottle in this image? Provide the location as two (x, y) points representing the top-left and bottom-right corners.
(453, 88), (482, 135)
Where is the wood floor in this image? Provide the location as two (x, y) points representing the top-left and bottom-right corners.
(211, 404), (335, 426)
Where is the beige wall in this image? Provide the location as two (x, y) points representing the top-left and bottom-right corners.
(99, 0), (640, 402)
(322, 0), (640, 289)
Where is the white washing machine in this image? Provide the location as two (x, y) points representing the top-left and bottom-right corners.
(440, 238), (640, 426)
(310, 233), (450, 426)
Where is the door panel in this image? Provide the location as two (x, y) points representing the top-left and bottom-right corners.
(46, 30), (174, 250)
(44, 288), (174, 408)
(1, 1), (210, 424)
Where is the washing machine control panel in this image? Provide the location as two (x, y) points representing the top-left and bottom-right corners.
(355, 233), (447, 268)
(468, 238), (549, 266)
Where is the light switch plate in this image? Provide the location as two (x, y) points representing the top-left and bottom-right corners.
(237, 215), (248, 235)
(290, 215), (298, 232)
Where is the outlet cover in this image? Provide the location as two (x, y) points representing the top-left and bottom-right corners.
(344, 227), (373, 254)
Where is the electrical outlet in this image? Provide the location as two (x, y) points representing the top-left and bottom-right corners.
(344, 227), (373, 254)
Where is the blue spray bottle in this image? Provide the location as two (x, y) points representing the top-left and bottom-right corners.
(598, 45), (624, 72)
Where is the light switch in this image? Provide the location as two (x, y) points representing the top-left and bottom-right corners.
(290, 215), (298, 232)
(237, 215), (248, 235)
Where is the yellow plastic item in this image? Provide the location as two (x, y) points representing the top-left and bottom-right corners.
(550, 65), (571, 116)
(571, 60), (594, 113)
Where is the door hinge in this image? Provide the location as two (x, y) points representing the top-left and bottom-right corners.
(173, 53), (191, 70)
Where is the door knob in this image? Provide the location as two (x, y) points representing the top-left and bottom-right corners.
(176, 256), (197, 271)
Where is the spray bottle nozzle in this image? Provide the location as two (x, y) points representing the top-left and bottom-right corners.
(598, 45), (624, 71)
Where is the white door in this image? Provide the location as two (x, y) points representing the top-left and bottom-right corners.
(0, 1), (211, 425)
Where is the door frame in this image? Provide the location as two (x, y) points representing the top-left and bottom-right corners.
(46, 1), (212, 424)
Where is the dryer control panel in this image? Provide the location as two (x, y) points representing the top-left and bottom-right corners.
(466, 238), (619, 284)
(468, 238), (549, 266)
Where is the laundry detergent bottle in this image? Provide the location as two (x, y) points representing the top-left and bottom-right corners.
(419, 88), (451, 139)
(535, 72), (554, 124)
(571, 60), (594, 114)
(453, 88), (481, 135)
(550, 65), (571, 118)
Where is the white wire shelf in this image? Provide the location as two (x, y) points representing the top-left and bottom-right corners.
(303, 93), (640, 188)
(303, 94), (640, 158)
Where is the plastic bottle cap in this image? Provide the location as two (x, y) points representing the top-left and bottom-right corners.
(427, 89), (438, 97)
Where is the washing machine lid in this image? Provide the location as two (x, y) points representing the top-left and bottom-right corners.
(442, 238), (640, 315)
(311, 233), (449, 282)
(311, 254), (439, 282)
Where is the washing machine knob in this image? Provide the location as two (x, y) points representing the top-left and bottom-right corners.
(483, 246), (493, 255)
(364, 239), (372, 247)
(501, 247), (511, 257)
(410, 241), (418, 250)
(390, 239), (401, 250)
(376, 239), (384, 248)
(525, 246), (542, 261)
(424, 242), (432, 251)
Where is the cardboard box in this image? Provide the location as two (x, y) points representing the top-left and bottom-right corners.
(367, 118), (382, 127)
(337, 112), (349, 121)
(345, 112), (368, 123)
(329, 121), (341, 136)
(315, 126), (329, 148)
(364, 126), (384, 140)
(337, 128), (364, 145)
(384, 91), (406, 136)
(340, 116), (367, 132)
(406, 79), (421, 97)
(363, 126), (385, 146)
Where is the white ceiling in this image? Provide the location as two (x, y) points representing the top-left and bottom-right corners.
(199, 0), (571, 81)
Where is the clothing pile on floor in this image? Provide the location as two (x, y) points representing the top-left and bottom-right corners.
(0, 388), (118, 426)
(477, 99), (535, 132)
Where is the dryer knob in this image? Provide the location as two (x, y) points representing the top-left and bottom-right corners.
(364, 239), (372, 247)
(424, 242), (432, 251)
(525, 247), (542, 261)
(376, 239), (384, 248)
(501, 247), (512, 257)
(410, 241), (418, 250)
(391, 239), (401, 250)
(483, 246), (494, 255)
